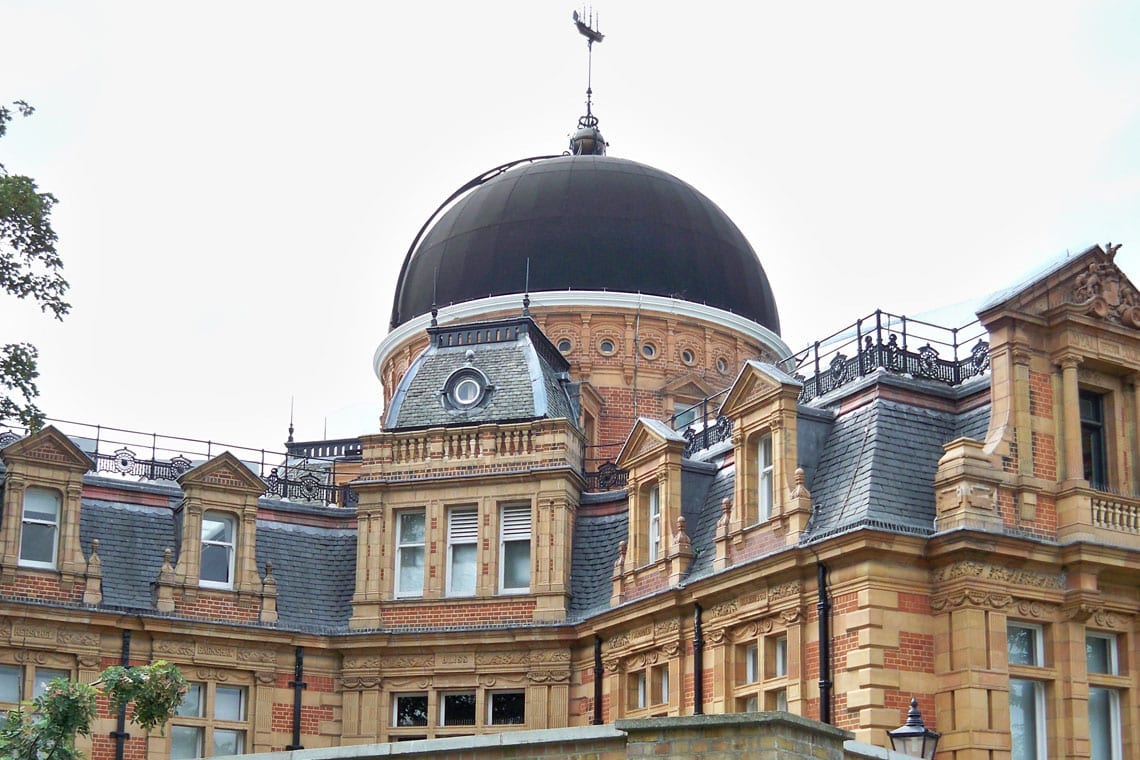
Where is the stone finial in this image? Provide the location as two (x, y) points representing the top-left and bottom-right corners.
(614, 540), (627, 573)
(260, 561), (279, 625)
(83, 539), (103, 606)
(155, 547), (177, 613)
(789, 467), (810, 500)
(717, 497), (732, 527)
(673, 516), (691, 553)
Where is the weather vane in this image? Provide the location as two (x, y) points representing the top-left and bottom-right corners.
(569, 8), (608, 155)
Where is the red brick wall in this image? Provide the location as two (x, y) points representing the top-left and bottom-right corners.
(379, 599), (536, 629)
(0, 572), (84, 604)
(1028, 370), (1053, 418)
(173, 589), (260, 623)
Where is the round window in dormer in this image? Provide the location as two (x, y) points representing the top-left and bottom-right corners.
(443, 367), (491, 411)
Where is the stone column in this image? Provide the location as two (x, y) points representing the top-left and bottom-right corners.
(1059, 354), (1084, 483)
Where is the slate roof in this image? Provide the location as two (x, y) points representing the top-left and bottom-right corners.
(386, 320), (575, 430)
(803, 398), (958, 542)
(568, 509), (627, 621)
(682, 461), (732, 583)
(81, 499), (176, 611)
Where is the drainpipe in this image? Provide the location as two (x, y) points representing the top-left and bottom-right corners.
(286, 646), (307, 750)
(817, 563), (832, 725)
(692, 603), (704, 714)
(110, 630), (130, 760)
(593, 636), (603, 725)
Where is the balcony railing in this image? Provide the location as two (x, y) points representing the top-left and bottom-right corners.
(1091, 493), (1140, 534)
(0, 418), (357, 507)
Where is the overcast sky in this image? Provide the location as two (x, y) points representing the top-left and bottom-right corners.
(3, 1), (1139, 458)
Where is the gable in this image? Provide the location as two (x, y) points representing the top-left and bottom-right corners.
(0, 425), (93, 473)
(720, 361), (800, 418)
(616, 418), (685, 470)
(177, 450), (266, 494)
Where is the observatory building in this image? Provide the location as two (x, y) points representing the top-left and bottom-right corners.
(2, 17), (1140, 760)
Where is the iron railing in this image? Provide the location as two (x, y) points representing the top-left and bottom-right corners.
(776, 310), (990, 404)
(0, 418), (357, 507)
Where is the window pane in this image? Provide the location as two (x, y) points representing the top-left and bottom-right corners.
(1008, 625), (1039, 666)
(1087, 635), (1114, 675)
(202, 516), (233, 543)
(215, 686), (245, 721)
(395, 694), (428, 727)
(449, 544), (477, 596)
(213, 728), (243, 756)
(23, 488), (60, 522)
(170, 726), (203, 760)
(0, 666), (20, 703)
(1010, 679), (1041, 760)
(33, 669), (69, 698)
(399, 546), (424, 595)
(503, 541), (530, 590)
(19, 522), (56, 564)
(175, 683), (203, 718)
(775, 637), (788, 677)
(200, 544), (232, 584)
(399, 512), (425, 543)
(442, 693), (476, 726)
(1088, 687), (1117, 760)
(489, 692), (525, 725)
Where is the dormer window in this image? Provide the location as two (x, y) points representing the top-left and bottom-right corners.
(442, 366), (492, 412)
(200, 512), (236, 589)
(647, 485), (661, 563)
(758, 434), (774, 522)
(19, 488), (61, 570)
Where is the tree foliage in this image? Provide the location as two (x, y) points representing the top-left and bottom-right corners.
(0, 100), (69, 431)
(0, 661), (187, 760)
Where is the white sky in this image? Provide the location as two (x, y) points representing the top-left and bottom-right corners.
(3, 1), (1139, 457)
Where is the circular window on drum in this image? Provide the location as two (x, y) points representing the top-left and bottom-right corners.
(680, 348), (696, 366)
(598, 338), (617, 356)
(641, 342), (657, 359)
(557, 338), (573, 354)
(716, 357), (730, 374)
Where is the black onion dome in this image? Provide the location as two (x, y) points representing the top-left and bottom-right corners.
(390, 155), (780, 334)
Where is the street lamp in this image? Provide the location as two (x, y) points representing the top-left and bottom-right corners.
(888, 697), (941, 759)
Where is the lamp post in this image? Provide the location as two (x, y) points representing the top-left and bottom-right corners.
(888, 697), (940, 759)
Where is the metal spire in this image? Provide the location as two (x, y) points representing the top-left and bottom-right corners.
(569, 8), (607, 155)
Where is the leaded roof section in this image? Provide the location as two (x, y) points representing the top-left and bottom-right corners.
(385, 316), (576, 430)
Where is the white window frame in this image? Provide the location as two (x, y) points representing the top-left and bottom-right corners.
(395, 510), (426, 598)
(486, 690), (526, 726)
(744, 643), (759, 684)
(499, 504), (531, 594)
(1008, 623), (1045, 667)
(446, 507), (478, 597)
(651, 664), (669, 705)
(392, 693), (429, 727)
(19, 487), (61, 569)
(630, 670), (647, 710)
(758, 433), (774, 522)
(774, 636), (788, 677)
(1009, 677), (1047, 760)
(647, 485), (661, 563)
(199, 511), (236, 590)
(439, 692), (477, 727)
(1087, 633), (1122, 760)
(169, 681), (247, 760)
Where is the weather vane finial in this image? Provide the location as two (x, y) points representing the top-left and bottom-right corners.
(569, 7), (608, 156)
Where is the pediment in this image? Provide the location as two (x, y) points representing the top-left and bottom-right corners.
(661, 372), (715, 399)
(616, 418), (685, 470)
(0, 425), (93, 473)
(178, 450), (266, 495)
(720, 361), (800, 418)
(981, 243), (1140, 329)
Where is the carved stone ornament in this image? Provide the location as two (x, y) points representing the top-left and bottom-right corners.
(475, 650), (570, 667)
(526, 670), (570, 683)
(1072, 244), (1140, 327)
(342, 676), (381, 690)
(708, 599), (738, 619)
(57, 629), (100, 649)
(603, 632), (630, 651)
(931, 561), (1064, 590)
(930, 590), (1014, 612)
(194, 668), (229, 682)
(730, 618), (775, 641)
(78, 655), (101, 669)
(769, 582), (802, 601)
(237, 648), (276, 665)
(654, 619), (679, 636)
(382, 654), (435, 669)
(344, 655), (384, 671)
(254, 671), (276, 685)
(603, 657), (622, 673)
(1092, 609), (1125, 630)
(706, 628), (728, 645)
(779, 606), (805, 624)
(154, 639), (196, 658)
(1016, 599), (1058, 620)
